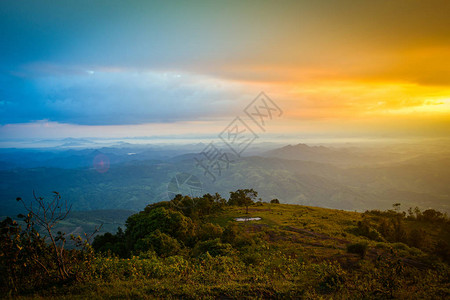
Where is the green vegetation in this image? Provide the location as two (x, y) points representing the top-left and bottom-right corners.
(347, 242), (368, 259)
(228, 189), (258, 214)
(1, 190), (449, 298)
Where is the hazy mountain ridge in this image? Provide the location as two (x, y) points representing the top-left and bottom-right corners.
(1, 143), (448, 217)
(264, 143), (427, 167)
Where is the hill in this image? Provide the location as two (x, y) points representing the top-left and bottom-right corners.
(3, 193), (448, 298)
(264, 143), (410, 167)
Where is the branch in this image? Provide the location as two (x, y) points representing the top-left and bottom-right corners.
(85, 223), (103, 244)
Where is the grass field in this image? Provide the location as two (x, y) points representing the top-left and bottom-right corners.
(4, 202), (449, 299)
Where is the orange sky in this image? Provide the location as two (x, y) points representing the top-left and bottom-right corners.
(1, 0), (449, 141)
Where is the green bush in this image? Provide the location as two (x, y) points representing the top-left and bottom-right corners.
(317, 262), (346, 294)
(134, 230), (182, 257)
(196, 222), (223, 241)
(193, 238), (234, 257)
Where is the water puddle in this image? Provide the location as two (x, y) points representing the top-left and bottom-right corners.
(234, 217), (262, 222)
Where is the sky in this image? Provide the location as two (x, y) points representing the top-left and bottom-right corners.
(1, 0), (449, 143)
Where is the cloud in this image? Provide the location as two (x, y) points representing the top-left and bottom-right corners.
(1, 0), (449, 140)
(0, 67), (253, 125)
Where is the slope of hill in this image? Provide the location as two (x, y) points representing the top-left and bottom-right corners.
(3, 199), (448, 298)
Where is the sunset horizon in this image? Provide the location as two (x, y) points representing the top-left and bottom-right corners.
(1, 0), (449, 143)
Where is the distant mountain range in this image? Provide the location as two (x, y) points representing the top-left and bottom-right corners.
(264, 143), (420, 166)
(1, 143), (449, 218)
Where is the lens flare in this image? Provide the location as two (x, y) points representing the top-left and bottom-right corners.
(93, 154), (110, 173)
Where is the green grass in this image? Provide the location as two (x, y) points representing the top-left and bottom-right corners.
(5, 202), (449, 299)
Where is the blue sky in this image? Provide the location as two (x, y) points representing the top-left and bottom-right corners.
(1, 1), (449, 141)
(1, 1), (257, 126)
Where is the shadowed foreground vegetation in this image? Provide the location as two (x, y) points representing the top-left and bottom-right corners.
(1, 190), (449, 299)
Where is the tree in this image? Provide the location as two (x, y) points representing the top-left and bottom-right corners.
(393, 203), (401, 212)
(125, 207), (195, 253)
(92, 227), (127, 257)
(212, 192), (227, 206)
(2, 191), (100, 293)
(16, 191), (72, 280)
(391, 217), (407, 243)
(270, 199), (280, 204)
(135, 230), (181, 257)
(422, 209), (446, 222)
(378, 218), (393, 240)
(229, 189), (258, 214)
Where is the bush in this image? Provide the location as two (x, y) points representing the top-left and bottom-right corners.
(408, 228), (431, 251)
(317, 262), (346, 293)
(270, 199), (280, 204)
(1, 193), (96, 294)
(134, 230), (181, 257)
(357, 219), (383, 241)
(196, 223), (223, 241)
(347, 242), (368, 259)
(193, 238), (234, 257)
(435, 240), (450, 262)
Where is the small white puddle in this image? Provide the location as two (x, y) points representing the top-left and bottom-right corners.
(234, 217), (261, 222)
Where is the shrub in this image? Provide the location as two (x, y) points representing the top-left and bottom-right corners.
(347, 242), (368, 259)
(193, 238), (234, 257)
(435, 240), (450, 262)
(1, 193), (97, 294)
(408, 228), (431, 251)
(134, 230), (181, 257)
(125, 207), (195, 247)
(317, 262), (346, 293)
(196, 222), (223, 241)
(392, 242), (408, 251)
(357, 219), (383, 241)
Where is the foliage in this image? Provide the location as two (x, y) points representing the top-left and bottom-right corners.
(3, 191), (450, 298)
(16, 192), (73, 280)
(193, 238), (234, 257)
(0, 192), (98, 295)
(356, 219), (383, 241)
(125, 206), (195, 254)
(347, 241), (368, 259)
(228, 189), (258, 214)
(91, 227), (127, 257)
(135, 229), (182, 257)
(365, 205), (450, 261)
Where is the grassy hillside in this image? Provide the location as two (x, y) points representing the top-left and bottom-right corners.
(3, 196), (448, 299)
